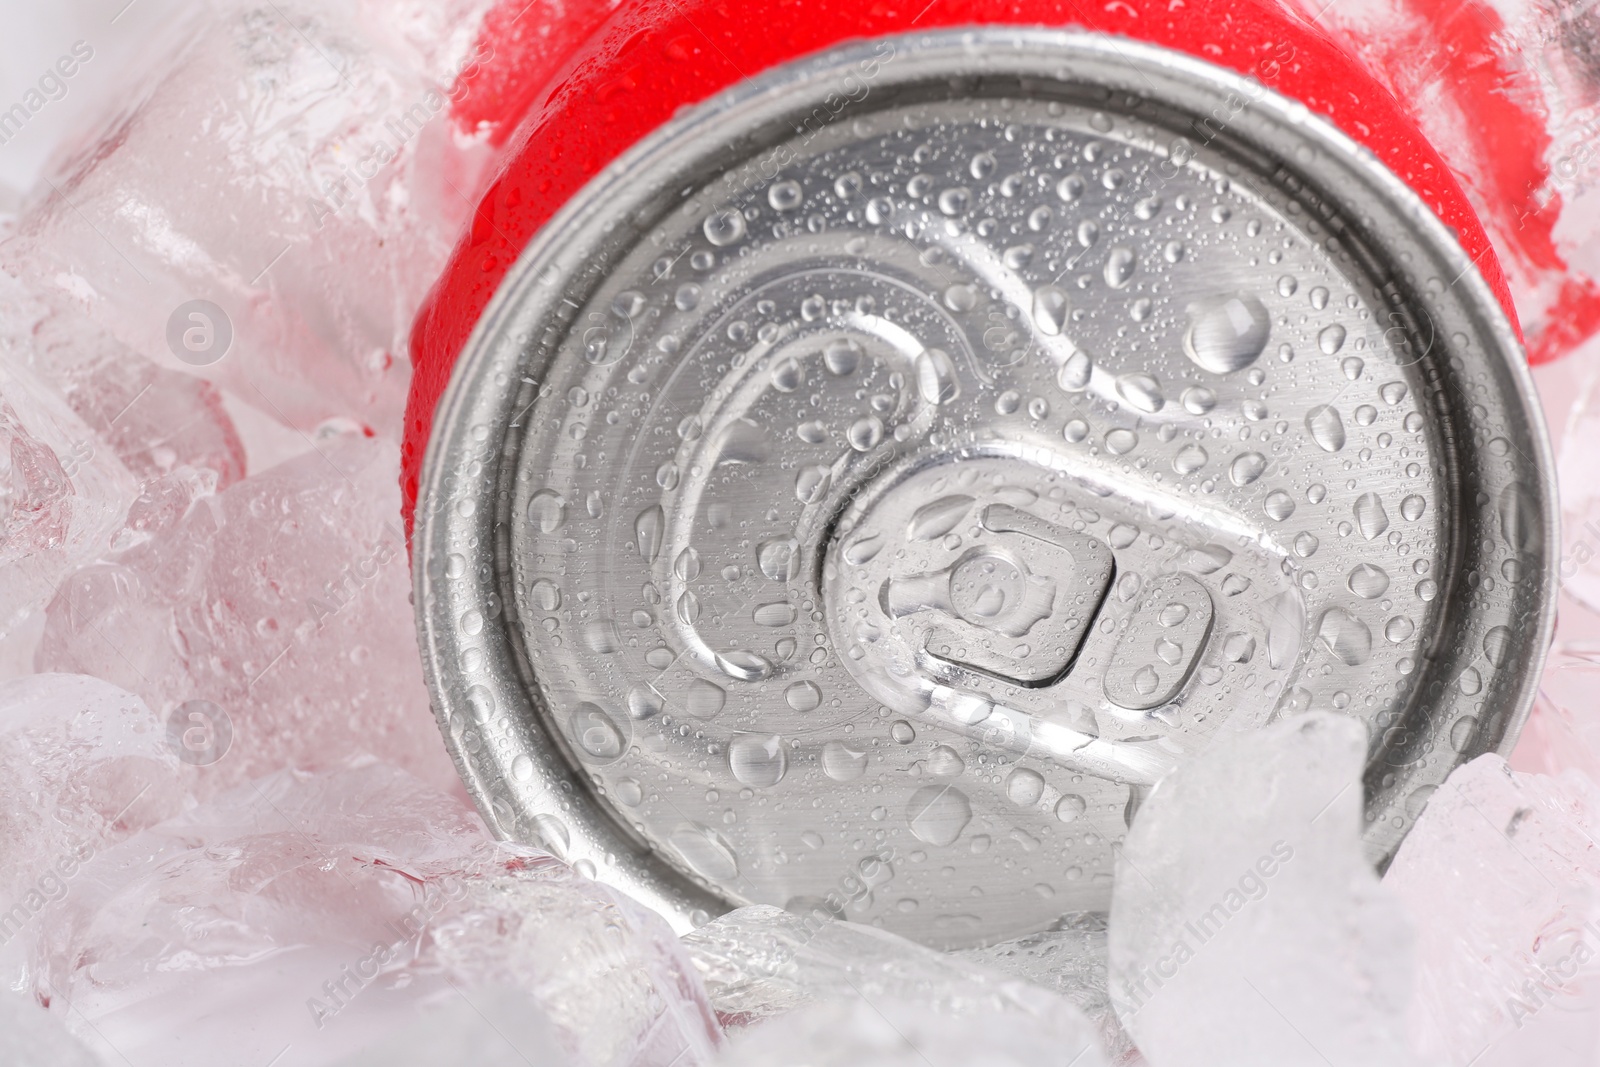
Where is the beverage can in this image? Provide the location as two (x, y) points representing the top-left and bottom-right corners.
(411, 26), (1556, 947)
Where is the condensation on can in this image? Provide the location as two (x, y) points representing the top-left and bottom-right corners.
(413, 29), (1557, 948)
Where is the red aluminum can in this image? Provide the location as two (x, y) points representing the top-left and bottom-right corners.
(403, 0), (1557, 945)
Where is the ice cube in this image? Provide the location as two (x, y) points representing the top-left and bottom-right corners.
(0, 673), (184, 913)
(1514, 351), (1600, 780)
(951, 916), (1134, 1062)
(32, 309), (247, 494)
(1513, 617), (1600, 780)
(1468, 971), (1600, 1067)
(35, 433), (458, 793)
(714, 994), (1106, 1067)
(331, 985), (574, 1067)
(1385, 754), (1600, 1064)
(3, 0), (496, 439)
(0, 348), (138, 677)
(0, 992), (101, 1067)
(347, 0), (498, 89)
(682, 903), (1104, 1066)
(413, 855), (724, 1067)
(0, 267), (248, 674)
(1109, 712), (1424, 1066)
(8, 761), (721, 1067)
(1554, 355), (1600, 616)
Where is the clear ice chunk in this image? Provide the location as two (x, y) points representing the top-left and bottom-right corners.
(681, 903), (1105, 1066)
(0, 268), (241, 673)
(3, 0), (496, 437)
(37, 315), (247, 496)
(0, 349), (138, 678)
(1517, 354), (1600, 782)
(1385, 754), (1600, 1065)
(1109, 712), (1424, 1066)
(0, 992), (101, 1067)
(1554, 357), (1600, 616)
(330, 985), (575, 1067)
(0, 672), (184, 913)
(5, 761), (721, 1067)
(951, 916), (1134, 1062)
(714, 994), (1106, 1067)
(35, 434), (459, 793)
(1512, 625), (1600, 781)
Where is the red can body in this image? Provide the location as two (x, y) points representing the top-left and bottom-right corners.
(402, 0), (1533, 533)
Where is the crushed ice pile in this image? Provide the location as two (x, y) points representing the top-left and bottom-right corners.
(2, 1), (1600, 1065)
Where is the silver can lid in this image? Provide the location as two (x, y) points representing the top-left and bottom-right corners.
(415, 29), (1557, 948)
